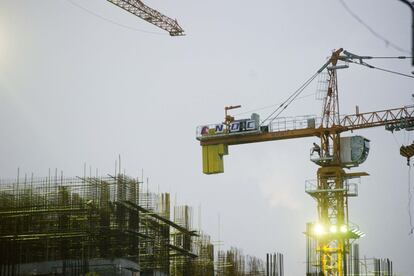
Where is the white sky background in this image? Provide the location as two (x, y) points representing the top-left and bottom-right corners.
(0, 0), (413, 274)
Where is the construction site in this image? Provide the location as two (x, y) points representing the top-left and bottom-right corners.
(1, 0), (414, 275)
(0, 168), (401, 275)
(0, 172), (282, 275)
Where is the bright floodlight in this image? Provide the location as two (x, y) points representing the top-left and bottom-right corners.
(329, 225), (337, 233)
(314, 223), (325, 235)
(340, 225), (348, 233)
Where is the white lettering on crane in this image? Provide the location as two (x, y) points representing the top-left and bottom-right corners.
(199, 119), (258, 137)
(215, 124), (225, 133)
(230, 122), (240, 132)
(246, 120), (256, 130)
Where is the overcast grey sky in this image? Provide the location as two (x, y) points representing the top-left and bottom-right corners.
(0, 0), (413, 274)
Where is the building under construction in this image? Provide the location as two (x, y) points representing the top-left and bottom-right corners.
(0, 172), (283, 276)
(0, 173), (215, 276)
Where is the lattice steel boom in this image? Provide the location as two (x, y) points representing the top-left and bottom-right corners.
(107, 0), (184, 36)
(197, 105), (414, 147)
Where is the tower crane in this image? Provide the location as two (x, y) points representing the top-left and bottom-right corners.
(106, 0), (184, 36)
(196, 48), (414, 275)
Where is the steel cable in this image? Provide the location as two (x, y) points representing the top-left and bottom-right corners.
(260, 71), (320, 126)
(347, 59), (414, 79)
(408, 165), (414, 235)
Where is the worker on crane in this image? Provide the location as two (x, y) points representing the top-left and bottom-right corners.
(311, 142), (321, 157)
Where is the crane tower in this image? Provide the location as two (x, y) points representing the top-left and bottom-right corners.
(196, 49), (414, 275)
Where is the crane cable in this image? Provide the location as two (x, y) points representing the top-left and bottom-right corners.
(408, 164), (414, 235)
(234, 92), (317, 117)
(391, 132), (413, 234)
(341, 52), (414, 79)
(260, 71), (320, 126)
(391, 132), (401, 148)
(65, 0), (166, 35)
(349, 60), (414, 79)
(408, 129), (414, 235)
(256, 51), (412, 126)
(338, 0), (410, 54)
(363, 56), (413, 59)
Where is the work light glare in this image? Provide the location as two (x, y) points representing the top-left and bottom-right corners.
(340, 225), (348, 233)
(329, 225), (337, 233)
(314, 223), (325, 235)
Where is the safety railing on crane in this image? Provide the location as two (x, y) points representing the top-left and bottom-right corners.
(305, 178), (359, 197)
(196, 115), (320, 139)
(268, 115), (320, 132)
(197, 105), (414, 141)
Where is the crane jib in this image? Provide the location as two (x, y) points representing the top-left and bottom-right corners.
(197, 105), (414, 174)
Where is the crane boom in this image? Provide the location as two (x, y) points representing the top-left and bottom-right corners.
(106, 0), (184, 36)
(341, 105), (414, 131)
(197, 105), (414, 175)
(198, 105), (414, 147)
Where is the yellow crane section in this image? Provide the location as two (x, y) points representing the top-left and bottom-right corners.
(197, 105), (414, 174)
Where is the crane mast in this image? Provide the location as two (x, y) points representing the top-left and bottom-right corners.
(196, 49), (414, 275)
(315, 58), (348, 275)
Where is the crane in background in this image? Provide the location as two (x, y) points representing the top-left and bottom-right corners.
(196, 48), (414, 275)
(106, 0), (184, 36)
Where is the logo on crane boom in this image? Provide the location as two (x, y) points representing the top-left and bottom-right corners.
(199, 105), (261, 137)
(200, 120), (258, 136)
